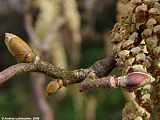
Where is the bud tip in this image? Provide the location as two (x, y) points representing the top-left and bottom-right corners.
(126, 72), (151, 89)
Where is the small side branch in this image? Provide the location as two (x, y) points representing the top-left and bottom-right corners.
(89, 56), (116, 77)
(80, 72), (153, 92)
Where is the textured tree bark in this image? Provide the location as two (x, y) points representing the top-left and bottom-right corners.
(114, 0), (160, 119)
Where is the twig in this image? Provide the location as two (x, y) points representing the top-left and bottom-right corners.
(89, 56), (116, 77)
(50, 56), (116, 86)
(46, 56), (116, 93)
(0, 56), (115, 85)
(0, 63), (35, 84)
(80, 72), (152, 92)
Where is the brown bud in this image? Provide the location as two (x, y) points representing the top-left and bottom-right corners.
(5, 33), (36, 63)
(46, 80), (63, 94)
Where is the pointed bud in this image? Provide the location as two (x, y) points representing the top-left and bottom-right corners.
(125, 72), (152, 89)
(5, 33), (36, 63)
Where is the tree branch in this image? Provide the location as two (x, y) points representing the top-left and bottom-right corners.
(0, 56), (116, 85)
(89, 56), (116, 77)
(0, 63), (35, 84)
(2, 32), (152, 95)
(80, 72), (153, 92)
(0, 34), (153, 95)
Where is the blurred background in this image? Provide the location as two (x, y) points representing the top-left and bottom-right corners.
(0, 0), (125, 119)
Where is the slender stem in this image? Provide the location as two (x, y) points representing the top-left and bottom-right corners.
(0, 62), (88, 84)
(0, 63), (35, 84)
(35, 61), (89, 81)
(80, 72), (152, 92)
(80, 76), (118, 92)
(0, 56), (116, 87)
(89, 56), (116, 77)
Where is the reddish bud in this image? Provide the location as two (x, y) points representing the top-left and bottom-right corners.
(125, 72), (151, 89)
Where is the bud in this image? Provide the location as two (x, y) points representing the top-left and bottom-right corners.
(5, 33), (36, 63)
(46, 80), (63, 94)
(125, 72), (151, 89)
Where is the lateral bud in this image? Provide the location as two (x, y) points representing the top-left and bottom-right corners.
(46, 80), (63, 95)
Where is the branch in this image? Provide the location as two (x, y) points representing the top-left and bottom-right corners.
(0, 55), (115, 84)
(1, 33), (154, 95)
(89, 56), (116, 77)
(3, 32), (153, 96)
(80, 72), (153, 92)
(0, 61), (86, 84)
(2, 32), (117, 94)
(0, 63), (35, 84)
(45, 56), (116, 94)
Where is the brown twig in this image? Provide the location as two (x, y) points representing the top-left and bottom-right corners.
(80, 72), (152, 92)
(89, 56), (116, 77)
(46, 56), (116, 93)
(0, 63), (35, 84)
(0, 56), (115, 85)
